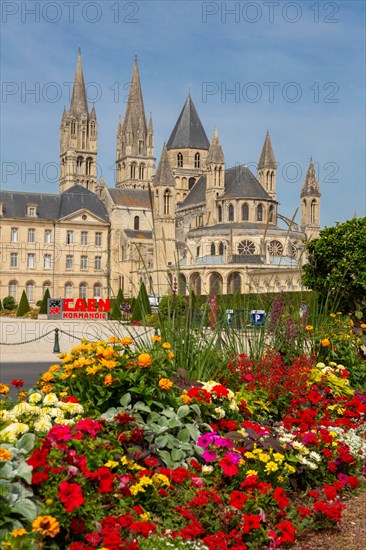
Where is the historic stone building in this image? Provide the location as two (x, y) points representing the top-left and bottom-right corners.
(0, 51), (321, 304)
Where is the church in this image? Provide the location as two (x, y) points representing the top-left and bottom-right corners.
(0, 51), (321, 304)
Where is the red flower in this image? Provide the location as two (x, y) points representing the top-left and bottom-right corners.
(323, 484), (338, 501)
(11, 378), (24, 388)
(229, 490), (248, 510)
(273, 487), (290, 510)
(129, 522), (157, 538)
(211, 385), (229, 397)
(62, 395), (79, 403)
(297, 506), (312, 517)
(47, 424), (73, 443)
(242, 514), (261, 534)
(347, 475), (360, 489)
(70, 517), (87, 534)
(277, 520), (296, 543)
(85, 532), (101, 545)
(58, 480), (85, 512)
(218, 455), (239, 477)
(187, 387), (211, 403)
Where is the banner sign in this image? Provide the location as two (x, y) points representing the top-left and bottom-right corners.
(47, 298), (110, 320)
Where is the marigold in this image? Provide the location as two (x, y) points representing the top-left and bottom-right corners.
(321, 338), (331, 347)
(41, 384), (54, 393)
(152, 335), (162, 342)
(104, 374), (114, 386)
(0, 384), (10, 395)
(168, 352), (175, 360)
(11, 528), (28, 537)
(41, 372), (54, 382)
(108, 336), (120, 343)
(162, 342), (171, 349)
(0, 448), (11, 461)
(159, 378), (173, 390)
(360, 323), (366, 329)
(181, 394), (192, 404)
(137, 353), (152, 368)
(32, 515), (60, 537)
(121, 337), (133, 346)
(305, 325), (313, 331)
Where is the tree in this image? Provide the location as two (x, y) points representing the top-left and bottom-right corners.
(3, 296), (17, 310)
(39, 288), (51, 314)
(0, 299), (3, 311)
(110, 299), (122, 320)
(302, 217), (366, 314)
(16, 290), (31, 317)
(116, 288), (125, 304)
(131, 282), (152, 321)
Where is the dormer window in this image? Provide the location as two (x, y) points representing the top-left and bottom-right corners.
(27, 204), (37, 217)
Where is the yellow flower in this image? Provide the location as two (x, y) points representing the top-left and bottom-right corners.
(273, 453), (285, 463)
(41, 372), (54, 382)
(329, 313), (336, 318)
(48, 364), (60, 373)
(360, 323), (366, 329)
(108, 336), (120, 343)
(0, 448), (11, 461)
(159, 378), (173, 390)
(168, 352), (175, 360)
(245, 452), (255, 459)
(11, 528), (28, 537)
(32, 515), (60, 538)
(139, 512), (150, 521)
(265, 461), (279, 473)
(62, 354), (73, 363)
(321, 338), (330, 347)
(100, 358), (117, 370)
(41, 384), (54, 394)
(101, 347), (116, 359)
(86, 366), (100, 375)
(246, 470), (258, 477)
(277, 475), (284, 483)
(162, 342), (171, 349)
(137, 353), (152, 368)
(130, 484), (144, 495)
(139, 476), (153, 487)
(0, 384), (10, 395)
(152, 473), (170, 487)
(284, 463), (296, 473)
(104, 460), (119, 468)
(152, 335), (162, 342)
(180, 394), (192, 404)
(121, 337), (133, 346)
(305, 325), (313, 331)
(258, 452), (270, 463)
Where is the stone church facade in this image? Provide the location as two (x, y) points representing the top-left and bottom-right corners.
(0, 51), (321, 304)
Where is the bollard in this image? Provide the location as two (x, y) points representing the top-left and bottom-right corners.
(53, 328), (60, 353)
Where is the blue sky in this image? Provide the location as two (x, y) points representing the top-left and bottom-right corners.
(1, 0), (365, 228)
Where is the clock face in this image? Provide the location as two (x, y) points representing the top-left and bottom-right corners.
(238, 240), (255, 255)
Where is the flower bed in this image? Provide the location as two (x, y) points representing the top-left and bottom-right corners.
(1, 334), (365, 550)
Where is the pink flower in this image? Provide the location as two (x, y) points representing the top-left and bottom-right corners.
(202, 450), (217, 462)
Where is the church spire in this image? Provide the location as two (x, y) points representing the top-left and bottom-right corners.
(301, 158), (321, 198)
(206, 127), (224, 164)
(258, 130), (276, 169)
(154, 143), (176, 187)
(69, 48), (88, 115)
(257, 131), (277, 200)
(123, 55), (147, 138)
(300, 158), (321, 238)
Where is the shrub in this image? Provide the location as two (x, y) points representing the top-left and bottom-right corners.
(159, 295), (186, 319)
(3, 296), (16, 310)
(39, 288), (51, 314)
(110, 298), (122, 320)
(16, 290), (31, 317)
(0, 299), (3, 311)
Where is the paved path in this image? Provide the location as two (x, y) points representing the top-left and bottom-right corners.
(0, 317), (155, 363)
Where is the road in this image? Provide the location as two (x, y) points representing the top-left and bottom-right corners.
(1, 362), (56, 399)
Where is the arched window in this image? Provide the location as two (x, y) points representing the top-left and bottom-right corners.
(209, 272), (223, 295)
(76, 156), (83, 175)
(65, 282), (73, 298)
(8, 280), (17, 300)
(218, 166), (222, 186)
(163, 190), (171, 215)
(134, 216), (140, 230)
(93, 283), (102, 298)
(218, 205), (222, 222)
(139, 164), (145, 180)
(90, 121), (95, 137)
(311, 200), (317, 223)
(188, 177), (195, 190)
(228, 204), (234, 222)
(26, 281), (35, 302)
(190, 272), (201, 295)
(268, 205), (274, 223)
(177, 152), (183, 167)
(196, 246), (200, 257)
(257, 204), (263, 221)
(242, 203), (249, 221)
(228, 272), (241, 294)
(210, 242), (216, 256)
(219, 242), (224, 255)
(86, 157), (92, 176)
(43, 281), (52, 295)
(79, 283), (87, 299)
(130, 163), (137, 179)
(71, 119), (76, 135)
(194, 152), (200, 168)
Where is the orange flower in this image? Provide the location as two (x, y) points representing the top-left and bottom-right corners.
(138, 353), (152, 368)
(0, 384), (10, 395)
(305, 325), (313, 331)
(159, 378), (173, 390)
(104, 374), (114, 386)
(41, 372), (54, 382)
(168, 352), (175, 360)
(181, 394), (192, 404)
(108, 336), (120, 343)
(152, 335), (162, 342)
(41, 384), (54, 393)
(0, 448), (11, 461)
(121, 337), (133, 346)
(361, 323), (366, 329)
(321, 338), (330, 347)
(162, 342), (171, 349)
(32, 516), (60, 538)
(11, 528), (28, 537)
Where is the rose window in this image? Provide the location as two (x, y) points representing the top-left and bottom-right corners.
(238, 240), (256, 255)
(269, 240), (284, 256)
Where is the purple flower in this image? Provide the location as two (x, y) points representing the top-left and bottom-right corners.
(225, 451), (241, 465)
(202, 450), (217, 462)
(213, 437), (233, 449)
(197, 432), (217, 448)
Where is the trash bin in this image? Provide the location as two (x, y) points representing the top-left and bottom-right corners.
(250, 310), (265, 327)
(226, 309), (234, 326)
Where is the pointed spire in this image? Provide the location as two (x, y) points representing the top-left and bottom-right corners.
(154, 143), (176, 187)
(148, 112), (153, 133)
(206, 127), (224, 164)
(301, 158), (321, 197)
(258, 131), (276, 169)
(70, 48), (88, 116)
(123, 56), (147, 136)
(166, 95), (210, 150)
(90, 103), (96, 119)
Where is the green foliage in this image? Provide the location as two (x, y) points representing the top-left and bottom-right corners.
(158, 295), (186, 319)
(131, 282), (152, 321)
(117, 288), (125, 304)
(3, 296), (16, 310)
(110, 298), (122, 320)
(131, 295), (142, 321)
(16, 291), (31, 317)
(302, 217), (366, 314)
(38, 288), (51, 315)
(0, 299), (3, 311)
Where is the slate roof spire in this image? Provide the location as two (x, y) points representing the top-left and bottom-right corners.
(70, 48), (88, 115)
(123, 55), (147, 137)
(167, 95), (210, 150)
(301, 158), (321, 197)
(206, 127), (224, 164)
(258, 131), (276, 169)
(154, 143), (176, 187)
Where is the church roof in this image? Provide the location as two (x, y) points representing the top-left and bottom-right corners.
(154, 143), (176, 187)
(258, 131), (276, 169)
(301, 158), (321, 198)
(109, 188), (152, 209)
(69, 49), (89, 116)
(167, 95), (210, 150)
(122, 56), (147, 137)
(124, 229), (153, 240)
(178, 175), (207, 209)
(222, 165), (271, 200)
(206, 127), (224, 164)
(0, 185), (109, 222)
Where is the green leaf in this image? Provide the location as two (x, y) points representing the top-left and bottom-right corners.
(13, 499), (37, 521)
(120, 392), (131, 406)
(167, 418), (182, 429)
(155, 435), (169, 448)
(14, 462), (33, 484)
(161, 409), (176, 419)
(176, 405), (190, 419)
(190, 404), (202, 417)
(132, 402), (151, 413)
(16, 433), (35, 453)
(157, 449), (173, 467)
(177, 428), (190, 442)
(185, 423), (200, 441)
(171, 448), (184, 462)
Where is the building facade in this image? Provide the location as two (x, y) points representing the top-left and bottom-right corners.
(0, 51), (321, 304)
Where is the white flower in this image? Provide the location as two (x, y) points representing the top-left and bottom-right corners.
(229, 400), (239, 411)
(59, 402), (84, 415)
(43, 393), (59, 405)
(34, 418), (53, 433)
(202, 465), (213, 474)
(0, 423), (29, 442)
(29, 392), (42, 404)
(309, 451), (321, 462)
(214, 407), (225, 419)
